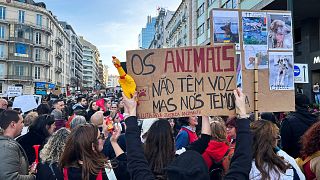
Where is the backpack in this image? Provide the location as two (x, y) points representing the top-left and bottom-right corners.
(209, 148), (234, 180)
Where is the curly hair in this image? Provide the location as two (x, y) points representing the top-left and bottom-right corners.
(300, 121), (320, 159)
(40, 128), (70, 163)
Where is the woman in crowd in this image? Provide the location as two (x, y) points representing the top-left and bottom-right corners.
(123, 89), (253, 180)
(250, 120), (305, 180)
(87, 100), (100, 122)
(36, 128), (70, 180)
(36, 103), (51, 115)
(59, 123), (109, 179)
(175, 116), (199, 150)
(17, 114), (56, 164)
(21, 111), (38, 136)
(226, 116), (237, 148)
(202, 120), (234, 179)
(296, 121), (320, 180)
(60, 121), (127, 180)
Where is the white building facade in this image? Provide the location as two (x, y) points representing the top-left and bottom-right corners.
(0, 0), (70, 96)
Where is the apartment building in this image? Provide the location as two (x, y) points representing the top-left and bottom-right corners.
(149, 8), (174, 49)
(79, 36), (99, 91)
(59, 21), (83, 91)
(0, 0), (70, 96)
(165, 0), (192, 48)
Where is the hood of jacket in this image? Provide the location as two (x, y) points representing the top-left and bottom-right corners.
(204, 140), (229, 162)
(291, 106), (318, 126)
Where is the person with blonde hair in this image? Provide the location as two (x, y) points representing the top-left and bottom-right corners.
(36, 128), (70, 179)
(202, 120), (234, 179)
(21, 112), (38, 136)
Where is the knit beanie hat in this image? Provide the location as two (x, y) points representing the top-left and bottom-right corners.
(166, 150), (209, 180)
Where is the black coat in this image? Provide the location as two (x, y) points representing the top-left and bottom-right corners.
(36, 162), (63, 180)
(17, 130), (47, 165)
(280, 107), (318, 158)
(124, 116), (252, 180)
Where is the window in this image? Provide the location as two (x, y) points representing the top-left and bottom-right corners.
(197, 23), (205, 37)
(34, 66), (41, 79)
(0, 83), (2, 93)
(197, 3), (204, 17)
(35, 49), (40, 61)
(18, 10), (25, 23)
(35, 32), (41, 44)
(222, 0), (238, 9)
(0, 6), (5, 20)
(15, 65), (24, 76)
(0, 44), (4, 58)
(208, 0), (214, 6)
(17, 29), (24, 38)
(36, 14), (42, 27)
(207, 18), (210, 30)
(0, 26), (4, 39)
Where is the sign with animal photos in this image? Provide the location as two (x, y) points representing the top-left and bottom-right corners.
(126, 45), (237, 119)
(210, 9), (295, 113)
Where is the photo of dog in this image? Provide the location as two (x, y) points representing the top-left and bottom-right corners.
(274, 57), (292, 86)
(212, 10), (240, 44)
(268, 14), (293, 50)
(220, 22), (239, 43)
(269, 52), (294, 90)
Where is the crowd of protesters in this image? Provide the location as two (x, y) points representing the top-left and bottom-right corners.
(0, 88), (319, 180)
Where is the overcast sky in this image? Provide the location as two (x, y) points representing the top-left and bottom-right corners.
(43, 0), (181, 74)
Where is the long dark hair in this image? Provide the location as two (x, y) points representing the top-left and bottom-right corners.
(144, 120), (175, 179)
(251, 120), (291, 180)
(29, 114), (55, 138)
(59, 123), (108, 180)
(300, 121), (320, 159)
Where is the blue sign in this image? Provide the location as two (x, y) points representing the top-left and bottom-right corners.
(48, 83), (55, 89)
(35, 82), (46, 88)
(35, 90), (47, 95)
(294, 65), (300, 76)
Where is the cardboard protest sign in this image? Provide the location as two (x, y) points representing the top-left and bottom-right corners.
(127, 45), (237, 119)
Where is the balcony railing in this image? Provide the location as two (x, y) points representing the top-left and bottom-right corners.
(34, 43), (52, 51)
(3, 18), (52, 35)
(34, 78), (52, 82)
(8, 53), (32, 62)
(33, 59), (52, 66)
(55, 67), (62, 73)
(8, 37), (33, 44)
(55, 52), (62, 59)
(56, 37), (63, 46)
(5, 75), (33, 81)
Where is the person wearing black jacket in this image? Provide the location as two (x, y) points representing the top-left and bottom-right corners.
(280, 94), (318, 158)
(123, 88), (252, 180)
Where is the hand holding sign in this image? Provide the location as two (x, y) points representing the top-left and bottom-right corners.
(234, 88), (248, 118)
(122, 92), (137, 117)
